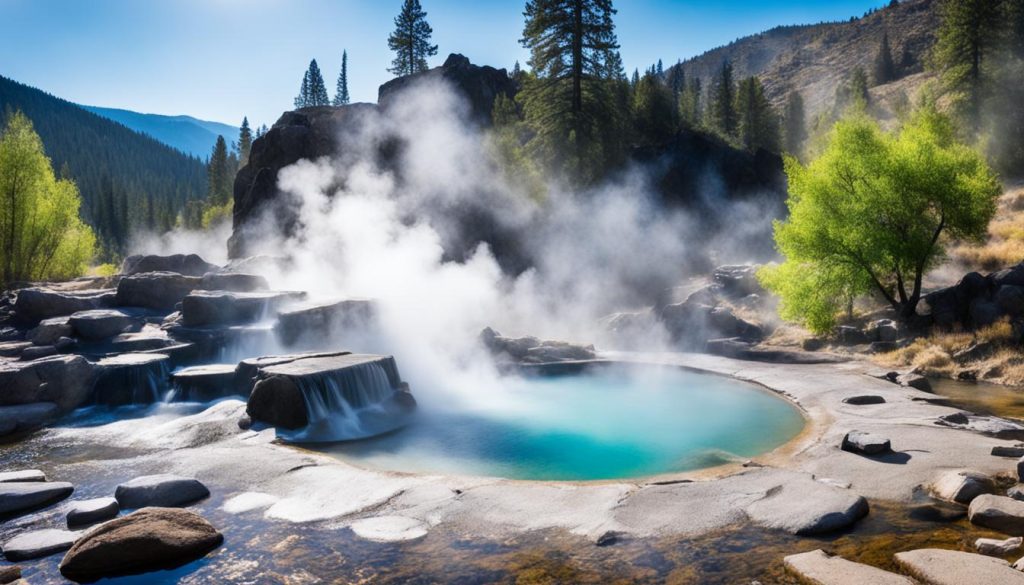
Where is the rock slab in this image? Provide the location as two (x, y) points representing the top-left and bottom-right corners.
(0, 470), (45, 483)
(114, 475), (209, 509)
(0, 481), (74, 516)
(895, 548), (1024, 585)
(783, 549), (915, 585)
(67, 497), (120, 527)
(929, 470), (996, 505)
(976, 535), (1023, 555)
(3, 528), (79, 561)
(59, 507), (223, 582)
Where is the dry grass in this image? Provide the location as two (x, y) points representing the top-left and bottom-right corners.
(878, 320), (1024, 384)
(950, 184), (1024, 271)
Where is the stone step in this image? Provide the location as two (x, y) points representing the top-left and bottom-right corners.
(784, 549), (916, 585)
(895, 548), (1024, 585)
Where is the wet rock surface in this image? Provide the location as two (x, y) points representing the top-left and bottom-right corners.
(115, 271), (201, 309)
(66, 497), (120, 527)
(199, 272), (268, 292)
(58, 507), (224, 582)
(180, 290), (305, 327)
(92, 353), (171, 405)
(275, 298), (377, 347)
(0, 402), (59, 437)
(479, 327), (596, 365)
(114, 475), (210, 509)
(0, 356), (95, 412)
(3, 528), (79, 561)
(170, 364), (239, 401)
(12, 288), (114, 323)
(0, 470), (45, 483)
(68, 309), (138, 340)
(0, 481), (74, 517)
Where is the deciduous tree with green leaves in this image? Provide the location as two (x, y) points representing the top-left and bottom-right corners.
(759, 107), (1001, 333)
(0, 111), (95, 285)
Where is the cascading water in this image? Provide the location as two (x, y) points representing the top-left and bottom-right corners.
(276, 360), (414, 443)
(92, 354), (173, 406)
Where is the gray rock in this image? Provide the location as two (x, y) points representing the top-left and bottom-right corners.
(869, 341), (898, 353)
(110, 328), (173, 352)
(970, 298), (1002, 328)
(969, 494), (1024, 535)
(169, 364), (238, 402)
(897, 372), (932, 392)
(866, 319), (899, 342)
(2, 528), (79, 561)
(13, 287), (114, 322)
(181, 290), (306, 327)
(976, 535), (1023, 556)
(744, 479), (869, 535)
(587, 529), (623, 546)
(783, 549), (915, 585)
(0, 341), (31, 358)
(835, 326), (868, 345)
(997, 285), (1024, 316)
(59, 507), (223, 582)
(801, 337), (826, 351)
(712, 265), (762, 298)
(275, 298), (378, 347)
(26, 316), (71, 346)
(20, 345), (57, 361)
(69, 309), (138, 340)
(480, 327), (596, 365)
(0, 470), (45, 483)
(199, 272), (268, 292)
(67, 497), (120, 527)
(120, 254), (219, 277)
(842, 395), (886, 405)
(1019, 456), (1024, 483)
(940, 412), (970, 425)
(895, 548), (1024, 585)
(115, 272), (201, 310)
(54, 336), (76, 351)
(1009, 485), (1024, 501)
(93, 353), (171, 405)
(0, 566), (21, 584)
(0, 355), (95, 412)
(114, 474), (209, 509)
(841, 431), (892, 455)
(961, 415), (1024, 440)
(0, 481), (74, 516)
(0, 402), (59, 437)
(930, 469), (996, 505)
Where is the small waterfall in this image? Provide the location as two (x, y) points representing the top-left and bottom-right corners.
(278, 360), (411, 442)
(93, 355), (172, 406)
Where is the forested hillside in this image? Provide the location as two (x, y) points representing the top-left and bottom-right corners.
(83, 106), (238, 158)
(0, 75), (207, 258)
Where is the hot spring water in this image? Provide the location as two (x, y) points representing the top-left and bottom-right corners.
(318, 365), (805, 481)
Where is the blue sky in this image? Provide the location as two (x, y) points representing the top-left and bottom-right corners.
(0, 0), (887, 128)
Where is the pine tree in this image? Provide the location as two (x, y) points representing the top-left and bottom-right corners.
(387, 0), (438, 76)
(782, 91), (807, 156)
(519, 0), (621, 184)
(872, 31), (896, 85)
(206, 136), (231, 206)
(656, 59), (664, 77)
(931, 0), (1002, 133)
(307, 60), (330, 106)
(333, 50), (350, 106)
(294, 70), (310, 109)
(735, 76), (780, 152)
(710, 60), (737, 139)
(238, 117), (253, 167)
(678, 77), (702, 129)
(632, 72), (676, 146)
(630, 68), (640, 88)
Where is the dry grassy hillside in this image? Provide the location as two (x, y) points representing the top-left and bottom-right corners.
(671, 0), (939, 119)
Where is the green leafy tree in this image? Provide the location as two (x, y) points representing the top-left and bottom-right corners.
(388, 0), (437, 76)
(238, 117), (253, 167)
(0, 111), (95, 285)
(759, 107), (1001, 332)
(873, 30), (897, 86)
(334, 50), (351, 106)
(710, 60), (737, 140)
(782, 91), (807, 155)
(632, 72), (676, 146)
(735, 76), (780, 152)
(519, 0), (622, 184)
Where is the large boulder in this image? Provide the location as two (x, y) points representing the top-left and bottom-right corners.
(120, 254), (219, 277)
(841, 431), (892, 455)
(114, 475), (209, 509)
(0, 355), (95, 412)
(12, 288), (115, 323)
(968, 494), (1024, 535)
(247, 353), (414, 439)
(115, 272), (201, 310)
(59, 507), (223, 582)
(479, 327), (596, 365)
(180, 290), (306, 327)
(0, 481), (74, 516)
(198, 272), (268, 292)
(929, 470), (996, 505)
(378, 53), (516, 123)
(92, 353), (171, 406)
(69, 309), (139, 340)
(895, 548), (1024, 585)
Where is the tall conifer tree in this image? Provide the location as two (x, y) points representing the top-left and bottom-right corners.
(238, 117), (253, 167)
(710, 60), (737, 139)
(872, 30), (896, 85)
(387, 0), (438, 76)
(334, 50), (351, 106)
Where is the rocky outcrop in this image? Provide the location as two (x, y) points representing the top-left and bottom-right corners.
(378, 53), (516, 123)
(115, 272), (201, 310)
(114, 475), (210, 509)
(894, 548), (1024, 585)
(12, 288), (115, 323)
(783, 549), (915, 585)
(180, 290), (305, 327)
(275, 298), (377, 348)
(924, 263), (1024, 329)
(480, 327), (596, 365)
(120, 254), (219, 277)
(59, 507), (223, 582)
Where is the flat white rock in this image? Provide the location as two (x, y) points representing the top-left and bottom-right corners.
(895, 548), (1024, 585)
(0, 470), (45, 483)
(349, 516), (428, 542)
(784, 549), (915, 585)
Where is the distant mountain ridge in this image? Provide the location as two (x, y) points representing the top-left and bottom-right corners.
(670, 0), (940, 119)
(82, 105), (239, 159)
